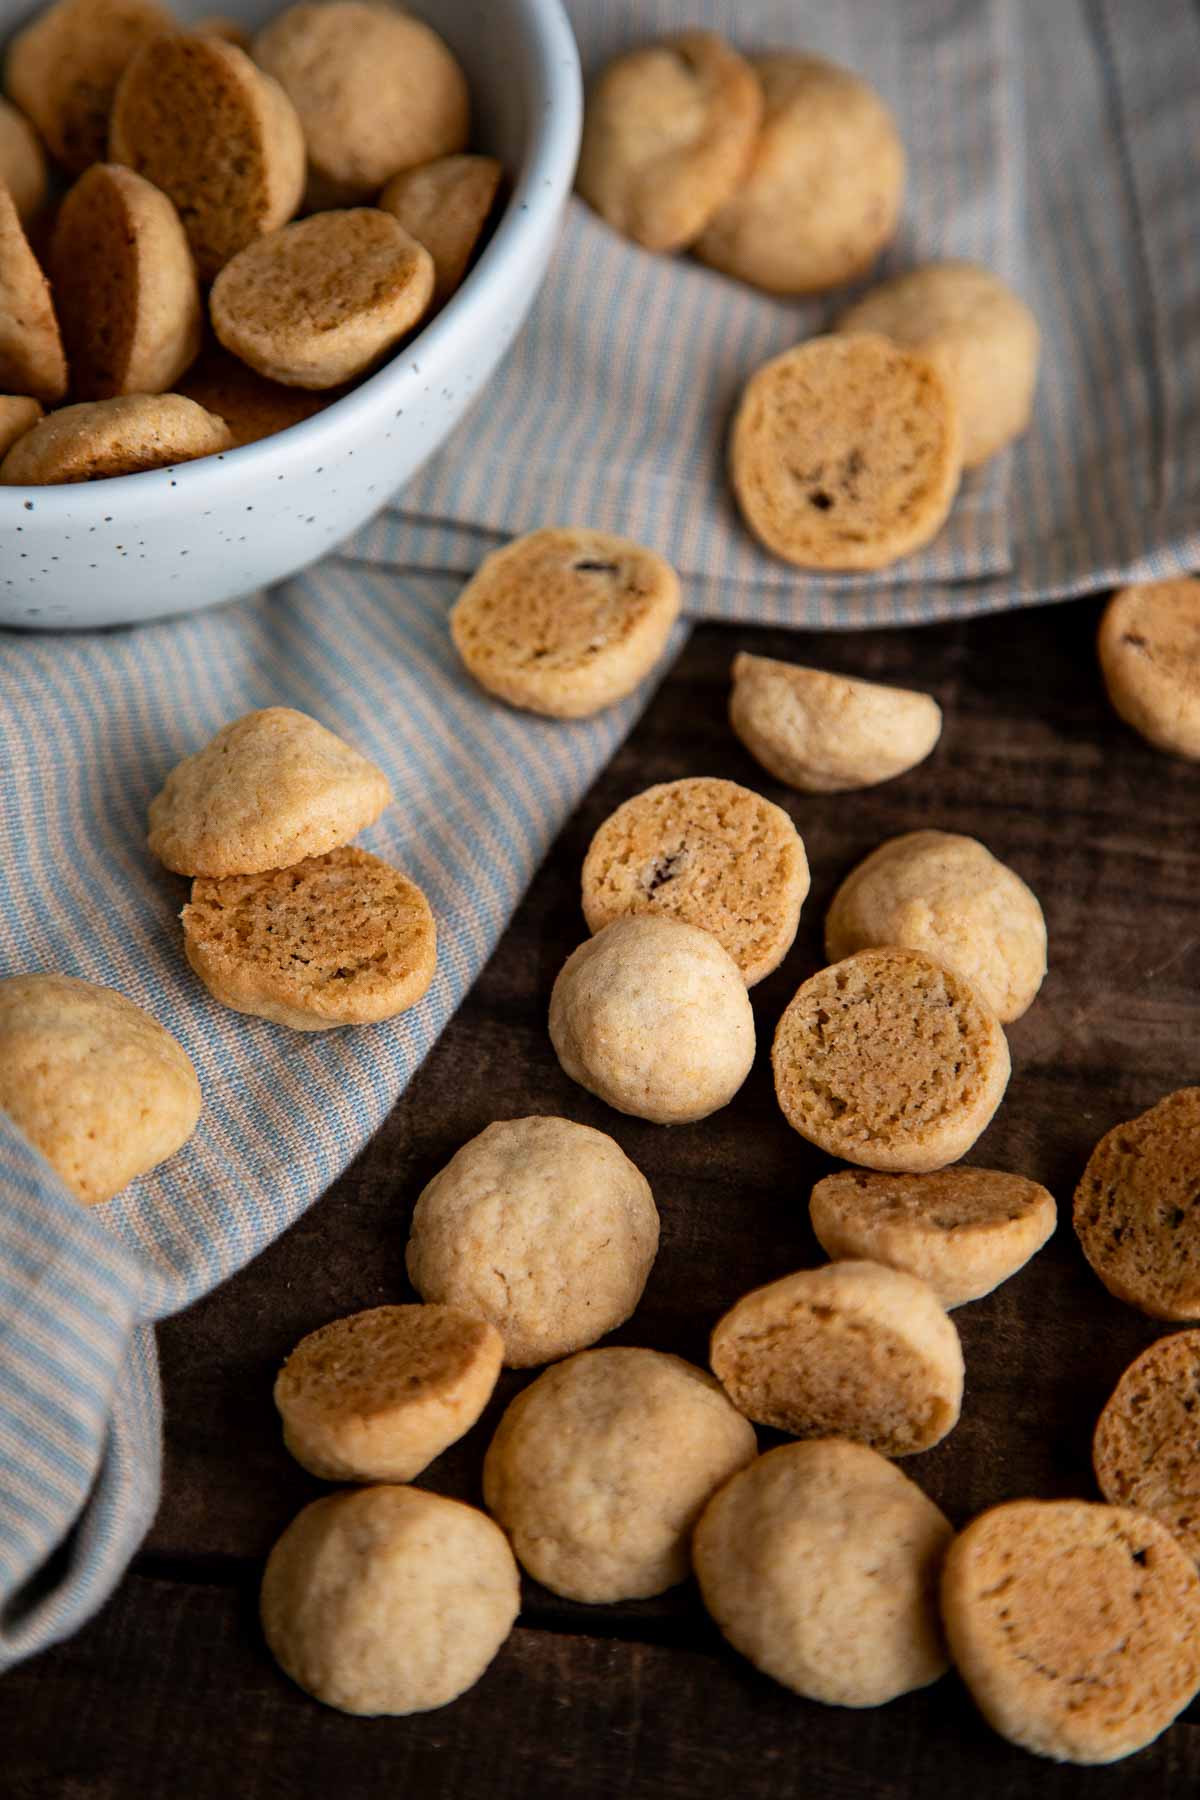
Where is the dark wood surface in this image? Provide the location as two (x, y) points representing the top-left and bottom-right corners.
(5, 595), (1200, 1798)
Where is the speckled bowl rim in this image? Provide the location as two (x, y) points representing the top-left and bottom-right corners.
(0, 0), (582, 521)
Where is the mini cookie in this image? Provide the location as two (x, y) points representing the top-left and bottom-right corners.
(580, 776), (809, 985)
(941, 1499), (1200, 1764)
(51, 163), (202, 400)
(254, 2), (469, 209)
(729, 652), (942, 793)
(482, 1347), (756, 1603)
(773, 948), (1010, 1173)
(449, 527), (681, 720)
(0, 393), (232, 483)
(210, 209), (433, 390)
(261, 1486), (519, 1716)
(1098, 579), (1200, 760)
(5, 0), (172, 175)
(1073, 1088), (1200, 1320)
(549, 915), (755, 1125)
(274, 1303), (503, 1483)
(575, 32), (762, 254)
(838, 262), (1040, 468)
(109, 34), (305, 284)
(810, 1167), (1057, 1309)
(379, 154), (502, 306)
(710, 1261), (963, 1455)
(694, 1440), (952, 1707)
(0, 972), (201, 1205)
(0, 184), (66, 403)
(406, 1116), (659, 1368)
(177, 343), (339, 447)
(0, 97), (47, 223)
(695, 52), (904, 294)
(0, 393), (41, 459)
(729, 334), (962, 571)
(825, 830), (1048, 1023)
(1093, 1331), (1200, 1561)
(147, 706), (391, 877)
(183, 846), (437, 1031)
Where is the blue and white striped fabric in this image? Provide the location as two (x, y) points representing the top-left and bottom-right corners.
(2, 0), (1198, 1670)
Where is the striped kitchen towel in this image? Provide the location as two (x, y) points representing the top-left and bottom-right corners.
(2, 0), (1199, 1670)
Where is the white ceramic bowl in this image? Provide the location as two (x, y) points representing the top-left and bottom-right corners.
(0, 0), (581, 630)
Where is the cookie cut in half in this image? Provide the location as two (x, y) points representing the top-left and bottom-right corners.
(1073, 1088), (1200, 1319)
(0, 393), (231, 483)
(0, 394), (41, 459)
(1093, 1330), (1200, 1562)
(1098, 579), (1200, 760)
(380, 154), (503, 306)
(5, 0), (172, 175)
(0, 183), (66, 404)
(0, 96), (48, 223)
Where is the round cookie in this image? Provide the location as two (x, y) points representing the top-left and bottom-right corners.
(710, 1261), (964, 1455)
(254, 2), (469, 209)
(729, 334), (962, 571)
(0, 394), (41, 460)
(210, 209), (433, 390)
(1093, 1331), (1200, 1561)
(109, 34), (305, 284)
(0, 972), (201, 1206)
(810, 1167), (1056, 1309)
(575, 31), (763, 254)
(549, 915), (755, 1125)
(5, 0), (172, 175)
(824, 829), (1048, 1023)
(1073, 1088), (1200, 1320)
(0, 97), (47, 223)
(694, 52), (904, 294)
(482, 1346), (757, 1603)
(1098, 579), (1200, 760)
(51, 163), (203, 400)
(729, 652), (943, 793)
(580, 777), (809, 986)
(182, 846), (437, 1031)
(261, 1486), (519, 1716)
(378, 153), (502, 306)
(694, 1440), (952, 1707)
(772, 948), (1011, 1173)
(941, 1499), (1200, 1764)
(177, 344), (339, 447)
(406, 1116), (659, 1368)
(147, 706), (391, 878)
(837, 262), (1040, 468)
(449, 527), (681, 719)
(274, 1303), (503, 1483)
(0, 393), (232, 483)
(0, 183), (67, 404)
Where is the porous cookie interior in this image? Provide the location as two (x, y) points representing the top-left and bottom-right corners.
(1094, 1331), (1200, 1559)
(51, 168), (141, 396)
(1074, 1089), (1200, 1315)
(278, 1305), (490, 1422)
(820, 1167), (1047, 1235)
(216, 210), (426, 335)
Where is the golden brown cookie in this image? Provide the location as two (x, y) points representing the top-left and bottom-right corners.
(51, 163), (202, 400)
(694, 1441), (952, 1707)
(824, 829), (1048, 1023)
(710, 1261), (963, 1455)
(729, 334), (962, 571)
(0, 97), (47, 223)
(729, 652), (942, 793)
(254, 2), (469, 209)
(176, 342), (340, 446)
(261, 1486), (520, 1716)
(1073, 1088), (1200, 1320)
(183, 846), (437, 1031)
(0, 393), (231, 483)
(837, 262), (1040, 468)
(210, 209), (433, 390)
(274, 1303), (503, 1483)
(109, 34), (305, 284)
(379, 153), (502, 305)
(1098, 579), (1200, 760)
(575, 31), (763, 253)
(147, 706), (391, 877)
(0, 183), (66, 404)
(580, 776), (809, 985)
(1093, 1331), (1200, 1562)
(449, 527), (681, 719)
(810, 1167), (1057, 1309)
(0, 393), (41, 459)
(0, 971), (201, 1205)
(773, 948), (1010, 1173)
(694, 52), (904, 294)
(5, 0), (172, 175)
(482, 1347), (757, 1603)
(941, 1500), (1200, 1764)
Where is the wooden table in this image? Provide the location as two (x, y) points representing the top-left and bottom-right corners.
(5, 595), (1200, 1799)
